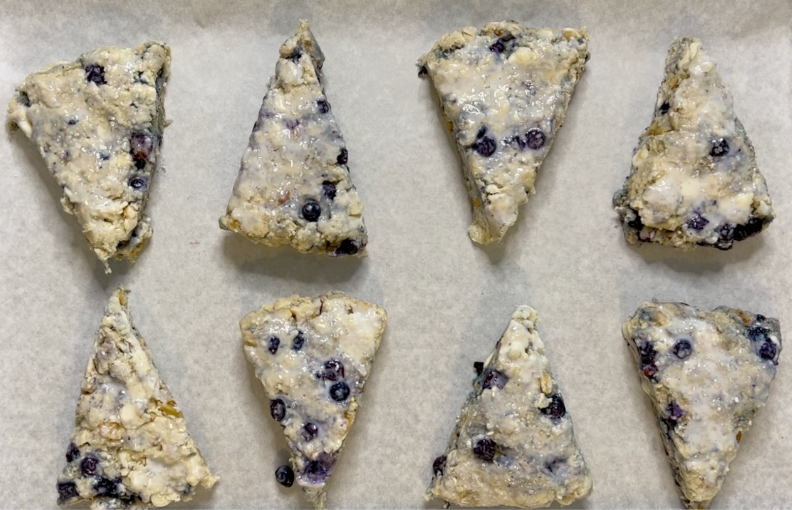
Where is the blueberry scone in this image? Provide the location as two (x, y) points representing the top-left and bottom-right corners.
(7, 42), (170, 272)
(623, 302), (782, 509)
(418, 22), (589, 244)
(241, 292), (387, 509)
(220, 21), (368, 257)
(56, 288), (217, 509)
(613, 38), (774, 250)
(427, 306), (592, 508)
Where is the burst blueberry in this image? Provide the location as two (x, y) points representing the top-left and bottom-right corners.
(80, 455), (98, 476)
(302, 422), (319, 441)
(275, 465), (294, 487)
(320, 359), (345, 381)
(733, 217), (764, 241)
(336, 239), (360, 255)
(659, 101), (670, 114)
(686, 212), (709, 231)
(85, 64), (106, 86)
(317, 99), (330, 114)
(292, 331), (305, 351)
(270, 398), (286, 421)
(482, 369), (508, 390)
(303, 453), (336, 483)
(57, 480), (78, 500)
(337, 148), (348, 165)
(471, 135), (497, 157)
(93, 477), (120, 497)
(759, 341), (777, 362)
(322, 181), (337, 200)
(541, 394), (566, 420)
(268, 336), (280, 354)
(433, 455), (447, 475)
(473, 361), (484, 375)
(66, 443), (80, 463)
(710, 138), (729, 158)
(473, 438), (496, 462)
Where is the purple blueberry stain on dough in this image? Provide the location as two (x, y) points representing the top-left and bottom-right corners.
(482, 369), (508, 390)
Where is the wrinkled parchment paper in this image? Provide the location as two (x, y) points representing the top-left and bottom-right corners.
(1, 0), (791, 508)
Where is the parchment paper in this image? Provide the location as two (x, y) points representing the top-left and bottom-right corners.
(1, 1), (791, 508)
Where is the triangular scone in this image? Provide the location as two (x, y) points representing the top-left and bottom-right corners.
(56, 288), (217, 509)
(613, 38), (774, 250)
(7, 42), (170, 271)
(220, 21), (368, 257)
(241, 292), (387, 509)
(427, 306), (592, 508)
(623, 302), (782, 509)
(418, 23), (589, 245)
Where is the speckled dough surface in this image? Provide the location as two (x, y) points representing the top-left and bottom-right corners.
(6, 42), (169, 271)
(427, 306), (592, 508)
(418, 22), (588, 245)
(56, 288), (217, 510)
(623, 302), (781, 509)
(613, 38), (774, 250)
(220, 20), (368, 257)
(241, 292), (387, 509)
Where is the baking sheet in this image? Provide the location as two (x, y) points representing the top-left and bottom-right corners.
(1, 0), (791, 508)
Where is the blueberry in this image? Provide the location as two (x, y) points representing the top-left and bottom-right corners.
(275, 465), (294, 487)
(643, 363), (658, 380)
(471, 135), (497, 157)
(270, 398), (286, 421)
(757, 314), (767, 322)
(525, 128), (546, 150)
(759, 341), (777, 362)
(85, 64), (106, 86)
(733, 218), (764, 241)
(418, 65), (428, 76)
(710, 138), (730, 158)
(686, 212), (709, 231)
(302, 422), (319, 441)
(322, 181), (337, 200)
(319, 359), (345, 381)
(292, 331), (305, 351)
(302, 201), (321, 222)
(93, 477), (120, 497)
(472, 438), (496, 462)
(489, 40), (505, 53)
(337, 148), (348, 165)
(129, 177), (147, 190)
(67, 119), (78, 126)
(747, 325), (769, 343)
(336, 239), (360, 256)
(666, 401), (685, 429)
(285, 119), (300, 130)
(482, 369), (508, 390)
(130, 132), (153, 163)
(317, 99), (330, 114)
(673, 339), (693, 359)
(80, 455), (98, 476)
(540, 394), (566, 420)
(473, 361), (484, 375)
(636, 340), (656, 365)
(329, 382), (350, 402)
(289, 49), (302, 61)
(659, 101), (670, 114)
(66, 443), (80, 463)
(545, 458), (566, 474)
(432, 455), (447, 476)
(268, 336), (280, 354)
(303, 453), (336, 483)
(57, 480), (78, 500)
(627, 211), (644, 231)
(18, 94), (31, 107)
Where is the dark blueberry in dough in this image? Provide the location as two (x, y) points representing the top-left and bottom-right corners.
(66, 443), (80, 463)
(659, 101), (670, 114)
(57, 480), (78, 500)
(94, 477), (120, 497)
(320, 359), (345, 381)
(337, 148), (348, 165)
(625, 207), (644, 231)
(747, 325), (769, 343)
(482, 369), (508, 390)
(733, 217), (764, 241)
(673, 339), (693, 359)
(18, 93), (31, 107)
(473, 361), (484, 375)
(540, 394), (566, 420)
(473, 438), (496, 462)
(336, 239), (360, 255)
(130, 132), (153, 161)
(759, 341), (777, 362)
(270, 398), (286, 422)
(292, 331), (305, 351)
(303, 422), (319, 441)
(329, 381), (350, 402)
(418, 65), (428, 76)
(489, 39), (505, 53)
(80, 455), (99, 476)
(275, 465), (294, 487)
(303, 453), (336, 483)
(317, 99), (330, 114)
(289, 49), (302, 61)
(636, 340), (656, 365)
(545, 458), (567, 475)
(67, 119), (78, 126)
(504, 135), (526, 149)
(301, 200), (321, 222)
(710, 138), (730, 158)
(321, 181), (337, 200)
(268, 336), (280, 354)
(525, 128), (546, 150)
(85, 64), (106, 86)
(433, 455), (447, 476)
(666, 401), (685, 429)
(756, 314), (767, 322)
(686, 212), (709, 231)
(129, 177), (147, 190)
(643, 363), (658, 380)
(471, 136), (497, 157)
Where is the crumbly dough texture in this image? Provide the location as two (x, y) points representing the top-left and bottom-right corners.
(56, 288), (217, 510)
(623, 302), (782, 509)
(427, 306), (592, 508)
(613, 37), (774, 250)
(241, 292), (387, 509)
(418, 22), (588, 245)
(7, 42), (170, 271)
(220, 20), (368, 257)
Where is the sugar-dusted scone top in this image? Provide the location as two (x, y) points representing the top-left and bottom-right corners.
(418, 22), (588, 245)
(56, 288), (217, 509)
(7, 42), (170, 271)
(614, 38), (774, 250)
(241, 292), (387, 509)
(427, 306), (592, 508)
(220, 20), (368, 257)
(623, 302), (781, 508)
